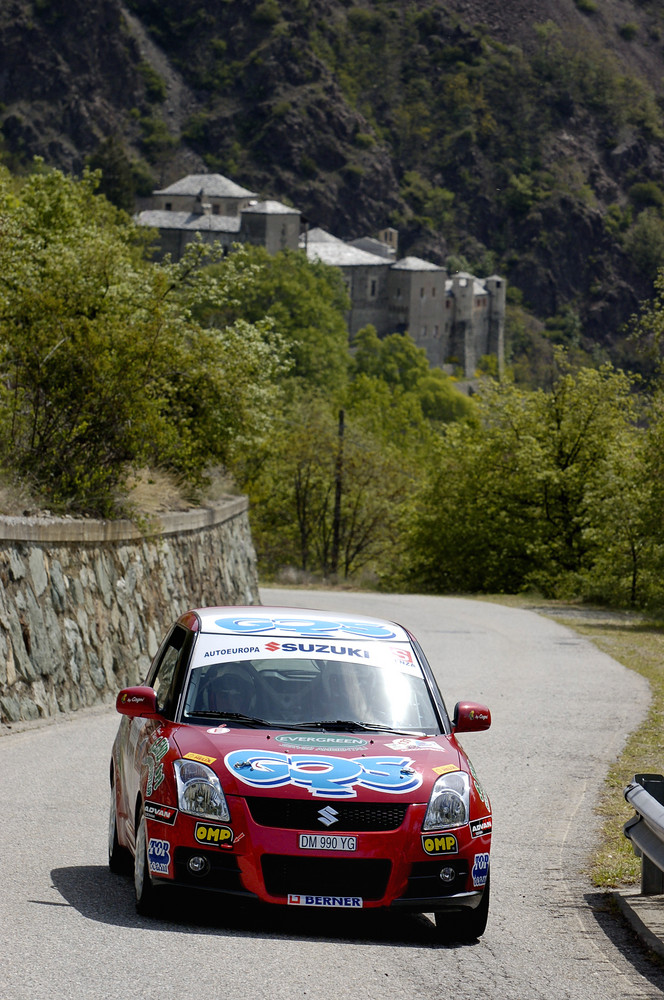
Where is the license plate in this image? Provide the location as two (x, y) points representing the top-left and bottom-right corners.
(298, 834), (357, 851)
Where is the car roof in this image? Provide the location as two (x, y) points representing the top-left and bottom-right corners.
(185, 606), (412, 642)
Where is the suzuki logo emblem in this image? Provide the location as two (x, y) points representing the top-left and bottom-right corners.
(318, 806), (339, 827)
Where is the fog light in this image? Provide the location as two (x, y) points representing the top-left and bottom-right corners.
(439, 867), (455, 883)
(187, 855), (211, 877)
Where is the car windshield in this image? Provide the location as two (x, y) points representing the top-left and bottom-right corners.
(181, 639), (441, 733)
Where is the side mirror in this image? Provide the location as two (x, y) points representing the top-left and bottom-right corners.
(116, 686), (161, 719)
(453, 701), (491, 732)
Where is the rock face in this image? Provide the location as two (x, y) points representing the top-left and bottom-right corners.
(3, 0), (664, 359)
(0, 0), (144, 171)
(0, 498), (259, 725)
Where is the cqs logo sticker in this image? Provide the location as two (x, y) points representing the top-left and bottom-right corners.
(214, 615), (396, 639)
(225, 749), (422, 798)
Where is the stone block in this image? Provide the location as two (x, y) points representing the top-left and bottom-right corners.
(0, 498), (257, 723)
(28, 548), (48, 597)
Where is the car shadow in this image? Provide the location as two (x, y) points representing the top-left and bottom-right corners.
(50, 864), (472, 948)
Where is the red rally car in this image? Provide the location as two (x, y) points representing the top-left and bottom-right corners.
(109, 606), (492, 941)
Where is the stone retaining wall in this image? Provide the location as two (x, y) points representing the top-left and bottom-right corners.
(0, 497), (259, 724)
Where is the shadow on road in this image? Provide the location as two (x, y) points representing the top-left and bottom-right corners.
(50, 864), (472, 949)
(583, 892), (664, 987)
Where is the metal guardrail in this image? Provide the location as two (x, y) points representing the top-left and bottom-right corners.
(624, 773), (664, 894)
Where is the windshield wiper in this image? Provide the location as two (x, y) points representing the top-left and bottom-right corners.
(186, 710), (273, 728)
(301, 719), (426, 737)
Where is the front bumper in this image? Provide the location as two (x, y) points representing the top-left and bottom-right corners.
(147, 795), (491, 913)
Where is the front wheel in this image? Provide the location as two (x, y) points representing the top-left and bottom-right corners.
(434, 875), (490, 943)
(134, 806), (163, 916)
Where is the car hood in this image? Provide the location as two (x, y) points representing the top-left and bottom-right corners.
(172, 726), (461, 802)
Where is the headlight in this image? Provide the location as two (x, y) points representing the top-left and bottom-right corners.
(422, 771), (470, 831)
(173, 759), (230, 821)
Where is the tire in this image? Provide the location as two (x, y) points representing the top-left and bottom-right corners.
(434, 875), (490, 943)
(108, 784), (132, 875)
(134, 805), (163, 916)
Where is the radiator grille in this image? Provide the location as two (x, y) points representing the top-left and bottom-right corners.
(246, 797), (408, 831)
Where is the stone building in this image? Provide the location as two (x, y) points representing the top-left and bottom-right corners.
(136, 173), (301, 260)
(136, 173), (506, 377)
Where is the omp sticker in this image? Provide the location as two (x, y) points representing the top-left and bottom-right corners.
(421, 833), (458, 855)
(206, 726), (231, 735)
(144, 802), (178, 825)
(432, 764), (460, 776)
(225, 750), (422, 798)
(472, 853), (490, 886)
(288, 894), (363, 908)
(194, 822), (234, 847)
(469, 816), (492, 838)
(147, 838), (170, 874)
(184, 752), (217, 765)
(144, 736), (169, 796)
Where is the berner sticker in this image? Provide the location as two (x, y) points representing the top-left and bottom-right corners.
(288, 894), (363, 908)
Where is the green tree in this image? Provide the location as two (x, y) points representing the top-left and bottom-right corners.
(351, 326), (477, 432)
(240, 392), (419, 580)
(86, 135), (136, 212)
(581, 426), (651, 607)
(352, 326), (429, 391)
(624, 207), (664, 280)
(203, 245), (350, 396)
(0, 162), (287, 514)
(398, 355), (640, 596)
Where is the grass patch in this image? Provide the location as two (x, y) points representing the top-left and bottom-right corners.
(554, 614), (664, 887)
(496, 596), (664, 888)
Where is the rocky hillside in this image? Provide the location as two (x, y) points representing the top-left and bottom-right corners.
(3, 0), (664, 372)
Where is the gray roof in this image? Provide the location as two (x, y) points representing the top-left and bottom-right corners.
(392, 256), (444, 272)
(303, 228), (388, 267)
(154, 173), (257, 199)
(446, 274), (488, 296)
(135, 210), (242, 233)
(242, 200), (300, 216)
(349, 237), (395, 259)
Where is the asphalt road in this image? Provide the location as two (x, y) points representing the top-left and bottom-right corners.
(1, 590), (663, 1000)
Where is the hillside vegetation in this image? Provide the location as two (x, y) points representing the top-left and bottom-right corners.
(4, 1), (664, 373)
(4, 163), (664, 612)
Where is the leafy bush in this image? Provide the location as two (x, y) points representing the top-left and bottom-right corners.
(618, 23), (638, 41)
(574, 0), (598, 12)
(138, 62), (167, 103)
(0, 163), (287, 515)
